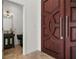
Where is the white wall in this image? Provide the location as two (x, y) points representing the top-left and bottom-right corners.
(3, 0), (23, 45)
(0, 0), (2, 59)
(23, 0), (41, 54)
(7, 0), (25, 5)
(7, 0), (41, 55)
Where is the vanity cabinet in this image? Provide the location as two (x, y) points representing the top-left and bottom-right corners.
(4, 33), (15, 49)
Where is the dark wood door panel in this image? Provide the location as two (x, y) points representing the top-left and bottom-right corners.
(70, 46), (76, 59)
(43, 0), (60, 12)
(70, 27), (76, 41)
(41, 0), (65, 59)
(42, 0), (76, 59)
(71, 0), (76, 2)
(65, 0), (76, 59)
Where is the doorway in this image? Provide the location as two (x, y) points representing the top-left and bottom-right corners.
(3, 0), (23, 59)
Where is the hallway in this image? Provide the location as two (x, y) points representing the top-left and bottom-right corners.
(4, 45), (55, 59)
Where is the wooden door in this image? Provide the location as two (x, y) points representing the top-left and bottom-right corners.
(65, 0), (76, 59)
(41, 0), (65, 59)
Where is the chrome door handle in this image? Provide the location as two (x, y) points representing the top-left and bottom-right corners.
(60, 17), (63, 39)
(66, 16), (68, 38)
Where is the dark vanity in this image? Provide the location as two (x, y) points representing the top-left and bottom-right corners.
(4, 32), (15, 49)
